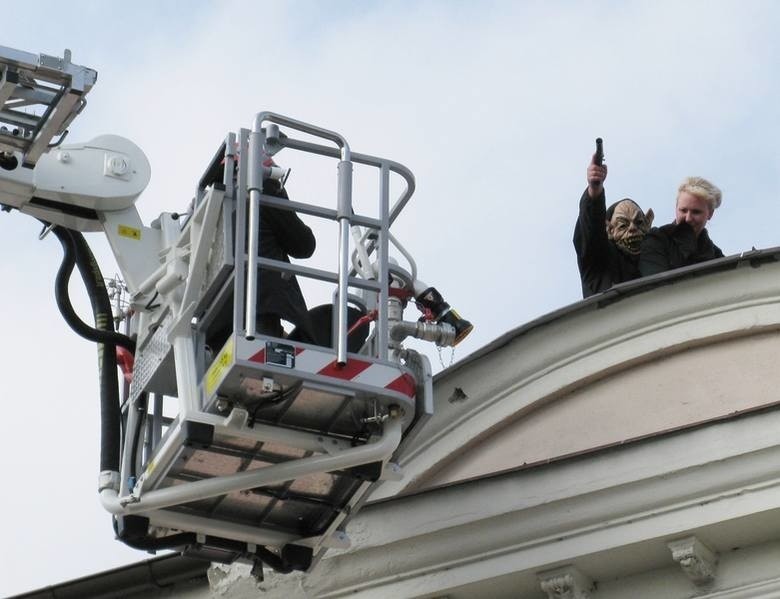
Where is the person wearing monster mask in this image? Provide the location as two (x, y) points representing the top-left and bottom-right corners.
(638, 177), (724, 276)
(573, 153), (654, 298)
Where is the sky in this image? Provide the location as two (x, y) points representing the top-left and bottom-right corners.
(2, 0), (780, 595)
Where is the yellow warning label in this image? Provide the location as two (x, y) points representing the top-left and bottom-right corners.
(205, 336), (234, 396)
(118, 225), (141, 240)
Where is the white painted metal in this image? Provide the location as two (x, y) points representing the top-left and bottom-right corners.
(0, 46), (97, 165)
(148, 509), (296, 548)
(0, 134), (151, 230)
(100, 417), (402, 515)
(244, 125), (264, 340)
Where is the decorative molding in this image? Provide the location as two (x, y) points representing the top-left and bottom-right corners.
(698, 574), (780, 598)
(257, 414), (780, 598)
(538, 565), (593, 599)
(668, 535), (718, 586)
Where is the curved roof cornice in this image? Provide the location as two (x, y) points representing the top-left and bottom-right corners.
(374, 247), (780, 499)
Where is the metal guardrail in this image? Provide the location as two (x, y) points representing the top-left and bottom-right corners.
(240, 112), (416, 364)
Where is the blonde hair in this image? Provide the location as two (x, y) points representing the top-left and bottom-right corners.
(677, 176), (722, 214)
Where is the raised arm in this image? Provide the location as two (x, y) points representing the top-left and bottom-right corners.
(574, 151), (610, 260)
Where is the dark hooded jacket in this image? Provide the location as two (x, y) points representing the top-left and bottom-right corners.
(638, 221), (723, 277)
(573, 188), (641, 298)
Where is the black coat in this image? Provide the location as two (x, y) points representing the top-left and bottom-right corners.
(573, 189), (641, 298)
(257, 181), (316, 337)
(638, 222), (723, 277)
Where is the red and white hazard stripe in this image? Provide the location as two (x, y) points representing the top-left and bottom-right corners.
(247, 346), (416, 398)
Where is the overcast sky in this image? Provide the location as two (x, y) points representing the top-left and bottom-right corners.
(2, 1), (780, 595)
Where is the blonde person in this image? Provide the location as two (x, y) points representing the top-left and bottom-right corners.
(639, 177), (723, 276)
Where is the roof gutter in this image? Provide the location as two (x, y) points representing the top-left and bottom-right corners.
(9, 554), (209, 599)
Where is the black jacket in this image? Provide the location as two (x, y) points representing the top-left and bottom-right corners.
(573, 189), (641, 298)
(257, 181), (316, 337)
(638, 222), (723, 277)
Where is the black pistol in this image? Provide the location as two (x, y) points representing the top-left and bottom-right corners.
(594, 137), (604, 166)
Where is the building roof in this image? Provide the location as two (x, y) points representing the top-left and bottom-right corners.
(16, 248), (780, 598)
(375, 247), (780, 498)
(9, 554), (209, 599)
(440, 246), (780, 382)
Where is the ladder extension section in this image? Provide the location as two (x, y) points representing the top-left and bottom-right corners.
(0, 46), (96, 167)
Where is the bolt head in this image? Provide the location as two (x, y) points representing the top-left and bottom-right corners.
(108, 155), (129, 176)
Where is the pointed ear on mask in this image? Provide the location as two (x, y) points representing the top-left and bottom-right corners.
(605, 219), (615, 240)
(645, 208), (655, 227)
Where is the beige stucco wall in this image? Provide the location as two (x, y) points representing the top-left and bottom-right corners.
(427, 330), (780, 486)
(368, 256), (780, 501)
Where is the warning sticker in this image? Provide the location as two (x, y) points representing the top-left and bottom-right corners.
(205, 336), (234, 397)
(118, 225), (141, 240)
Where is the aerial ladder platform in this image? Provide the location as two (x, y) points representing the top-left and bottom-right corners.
(0, 46), (472, 574)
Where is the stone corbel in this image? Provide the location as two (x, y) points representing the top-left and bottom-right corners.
(537, 565), (594, 599)
(667, 535), (718, 586)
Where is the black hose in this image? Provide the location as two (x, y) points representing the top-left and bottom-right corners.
(47, 225), (308, 573)
(128, 392), (148, 479)
(50, 226), (136, 353)
(50, 225), (124, 472)
(71, 229), (124, 474)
